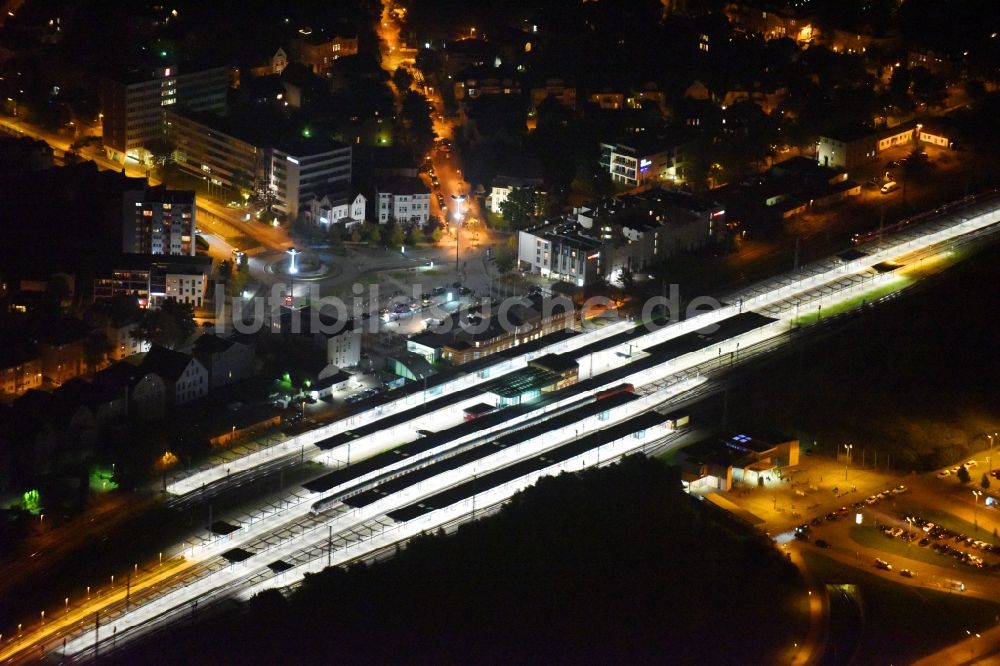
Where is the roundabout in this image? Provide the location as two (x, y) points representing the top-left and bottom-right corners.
(263, 246), (340, 282)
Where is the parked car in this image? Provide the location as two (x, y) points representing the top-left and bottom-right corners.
(900, 569), (915, 578)
(881, 181), (900, 194)
(875, 558), (892, 570)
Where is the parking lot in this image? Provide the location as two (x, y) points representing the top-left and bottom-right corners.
(719, 451), (1000, 599)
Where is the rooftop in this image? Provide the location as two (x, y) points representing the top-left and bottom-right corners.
(377, 176), (430, 197)
(139, 345), (200, 382)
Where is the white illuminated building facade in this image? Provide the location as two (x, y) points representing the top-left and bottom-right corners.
(302, 191), (366, 228)
(376, 177), (431, 225)
(599, 140), (676, 188)
(270, 140), (353, 219)
(518, 188), (724, 286)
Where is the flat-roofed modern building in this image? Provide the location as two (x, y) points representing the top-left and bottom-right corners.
(518, 187), (724, 285)
(599, 138), (678, 188)
(100, 65), (229, 163)
(93, 255), (212, 309)
(270, 140), (352, 219)
(166, 109), (264, 197)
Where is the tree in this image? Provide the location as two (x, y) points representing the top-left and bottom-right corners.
(328, 224), (343, 245)
(430, 227), (444, 243)
(388, 224), (406, 248)
(620, 266), (635, 291)
(910, 66), (947, 108)
(230, 170), (255, 202)
(493, 237), (518, 274)
(47, 274), (73, 309)
(84, 334), (113, 369)
(132, 298), (195, 349)
(400, 90), (436, 152)
(499, 187), (543, 231)
(982, 473), (991, 490)
(392, 66), (413, 92)
(406, 226), (423, 247)
(957, 465), (971, 484)
(228, 255), (250, 297)
(903, 146), (931, 177)
(250, 186), (279, 218)
(366, 223), (383, 245)
(146, 137), (176, 168)
(965, 79), (987, 102)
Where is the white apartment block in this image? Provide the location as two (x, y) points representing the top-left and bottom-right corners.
(375, 177), (431, 225)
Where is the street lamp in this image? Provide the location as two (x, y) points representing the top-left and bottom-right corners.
(450, 194), (466, 276)
(973, 490), (983, 529)
(843, 444), (853, 480)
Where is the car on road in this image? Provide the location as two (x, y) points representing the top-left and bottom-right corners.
(815, 539), (831, 549)
(937, 470), (951, 478)
(966, 459), (978, 468)
(918, 537), (930, 547)
(875, 558), (892, 570)
(881, 181), (900, 194)
(810, 517), (824, 527)
(900, 569), (915, 578)
(825, 512), (838, 521)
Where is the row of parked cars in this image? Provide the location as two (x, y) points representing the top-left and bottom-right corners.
(901, 515), (1000, 571)
(795, 487), (912, 549)
(937, 459), (980, 478)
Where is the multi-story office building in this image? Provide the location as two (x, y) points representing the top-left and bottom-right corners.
(168, 108), (354, 219)
(166, 109), (264, 196)
(99, 65), (229, 162)
(269, 139), (352, 219)
(517, 224), (607, 287)
(122, 185), (196, 256)
(375, 177), (431, 225)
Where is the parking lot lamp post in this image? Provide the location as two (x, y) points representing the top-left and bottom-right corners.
(973, 490), (983, 529)
(843, 444), (853, 480)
